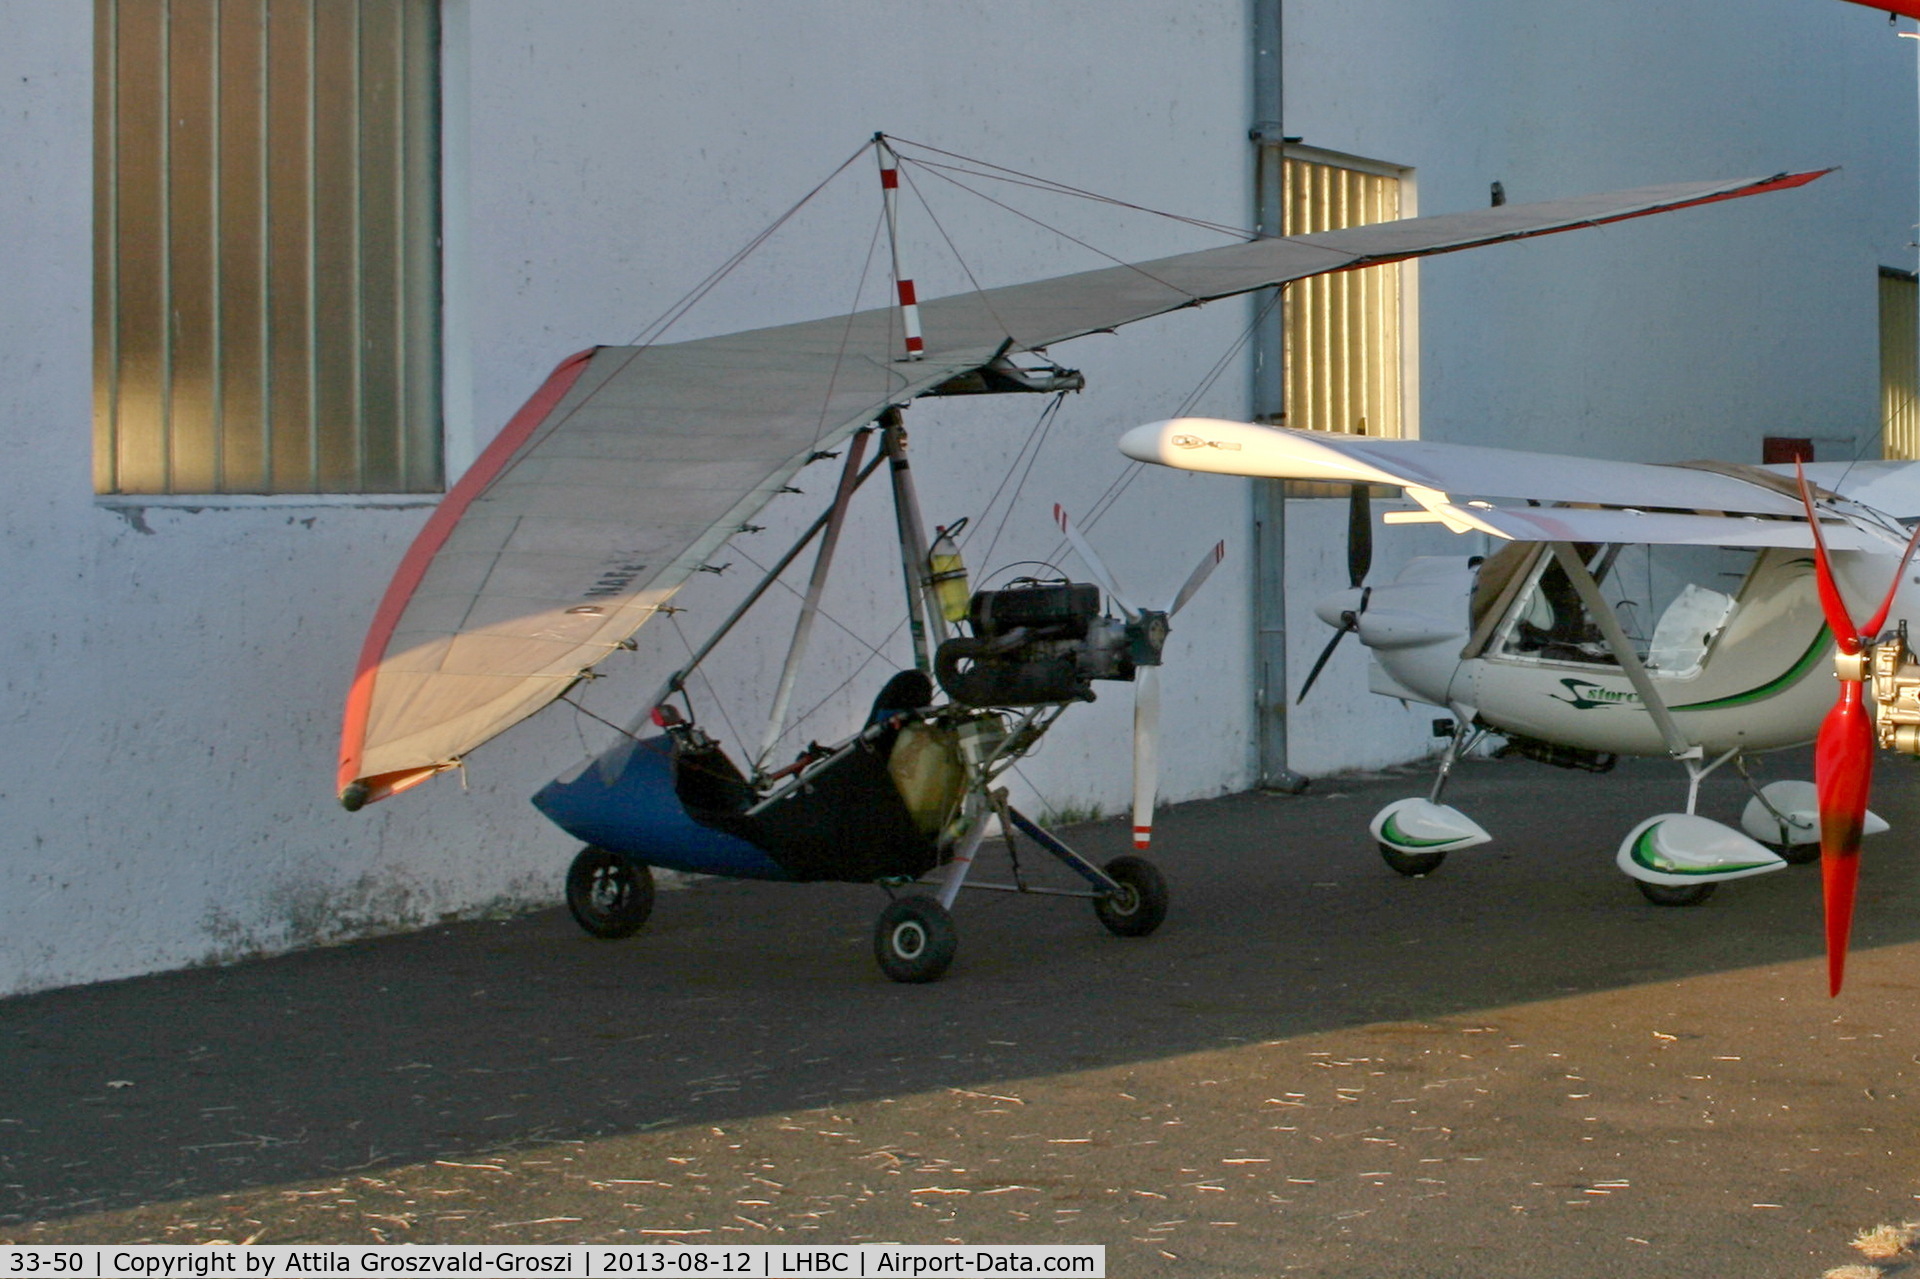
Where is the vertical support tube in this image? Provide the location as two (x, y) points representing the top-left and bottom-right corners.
(1250, 0), (1307, 792)
(884, 409), (941, 671)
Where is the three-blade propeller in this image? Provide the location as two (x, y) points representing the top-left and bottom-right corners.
(1795, 466), (1920, 995)
(1297, 484), (1375, 703)
(1054, 504), (1225, 851)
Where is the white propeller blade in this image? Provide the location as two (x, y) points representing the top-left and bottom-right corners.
(1132, 664), (1161, 850)
(1052, 503), (1224, 855)
(1165, 539), (1226, 616)
(1053, 503), (1137, 617)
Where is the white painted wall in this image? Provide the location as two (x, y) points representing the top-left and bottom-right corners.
(0, 0), (1908, 996)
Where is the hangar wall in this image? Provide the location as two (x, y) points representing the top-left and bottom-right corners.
(0, 0), (1908, 996)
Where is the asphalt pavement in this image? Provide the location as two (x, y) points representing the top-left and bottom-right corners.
(4, 748), (1920, 1277)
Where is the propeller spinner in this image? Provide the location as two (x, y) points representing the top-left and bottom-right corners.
(1053, 504), (1225, 851)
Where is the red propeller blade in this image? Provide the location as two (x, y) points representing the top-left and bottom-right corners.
(1813, 684), (1872, 995)
(1795, 466), (1920, 994)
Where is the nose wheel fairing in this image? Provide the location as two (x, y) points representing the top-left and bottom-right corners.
(1370, 798), (1491, 857)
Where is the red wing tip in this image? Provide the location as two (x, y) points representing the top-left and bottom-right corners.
(339, 766), (449, 811)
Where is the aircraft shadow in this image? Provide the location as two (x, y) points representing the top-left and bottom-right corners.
(5, 746), (1917, 1226)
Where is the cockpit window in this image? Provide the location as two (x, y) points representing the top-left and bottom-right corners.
(1486, 542), (1758, 675)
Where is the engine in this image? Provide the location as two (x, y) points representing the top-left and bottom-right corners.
(934, 579), (1162, 708)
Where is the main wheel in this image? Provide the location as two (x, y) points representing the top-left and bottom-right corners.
(1378, 842), (1447, 878)
(874, 896), (957, 983)
(1094, 855), (1168, 938)
(566, 846), (655, 939)
(1772, 840), (1821, 866)
(1636, 879), (1716, 908)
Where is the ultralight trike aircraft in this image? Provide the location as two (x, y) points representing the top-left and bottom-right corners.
(1121, 416), (1920, 994)
(335, 137), (1823, 981)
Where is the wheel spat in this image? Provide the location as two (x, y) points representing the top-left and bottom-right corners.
(1796, 466), (1920, 994)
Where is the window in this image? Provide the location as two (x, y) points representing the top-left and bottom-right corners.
(94, 0), (441, 496)
(1282, 149), (1411, 442)
(1483, 542), (1756, 678)
(1881, 266), (1917, 461)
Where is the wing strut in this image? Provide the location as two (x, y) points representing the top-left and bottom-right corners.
(621, 443), (890, 737)
(755, 430), (876, 771)
(1545, 542), (1694, 760)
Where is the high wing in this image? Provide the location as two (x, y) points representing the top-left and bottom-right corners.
(340, 171), (1826, 807)
(1119, 416), (1910, 553)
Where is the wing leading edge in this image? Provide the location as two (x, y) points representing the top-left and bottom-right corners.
(340, 170), (1829, 806)
(1119, 417), (1906, 554)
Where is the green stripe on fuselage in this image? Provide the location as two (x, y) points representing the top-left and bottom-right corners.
(1670, 625), (1830, 713)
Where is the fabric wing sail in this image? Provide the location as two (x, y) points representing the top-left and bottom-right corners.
(339, 170), (1827, 806)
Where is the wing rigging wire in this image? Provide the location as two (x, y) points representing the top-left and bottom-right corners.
(1041, 271), (1287, 569)
(894, 162), (1018, 343)
(970, 393), (1070, 571)
(624, 139), (879, 349)
(461, 139), (882, 532)
(884, 135), (1253, 240)
(894, 154), (1205, 304)
(554, 136), (1264, 761)
(810, 207), (891, 448)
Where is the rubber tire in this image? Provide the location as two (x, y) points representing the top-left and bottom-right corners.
(1773, 840), (1821, 866)
(1636, 879), (1717, 908)
(1094, 855), (1169, 938)
(874, 896), (957, 983)
(1378, 842), (1448, 878)
(566, 846), (655, 939)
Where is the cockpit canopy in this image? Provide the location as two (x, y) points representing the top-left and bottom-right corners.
(1471, 542), (1762, 678)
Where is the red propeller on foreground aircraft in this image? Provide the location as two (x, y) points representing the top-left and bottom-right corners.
(1797, 468), (1920, 994)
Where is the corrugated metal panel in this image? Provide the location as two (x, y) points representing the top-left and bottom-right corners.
(1881, 267), (1918, 460)
(94, 0), (440, 496)
(1283, 155), (1403, 441)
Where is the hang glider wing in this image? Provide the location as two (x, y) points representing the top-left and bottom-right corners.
(1120, 416), (1905, 554)
(340, 170), (1827, 806)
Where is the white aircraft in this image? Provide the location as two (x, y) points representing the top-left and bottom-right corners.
(1121, 417), (1920, 994)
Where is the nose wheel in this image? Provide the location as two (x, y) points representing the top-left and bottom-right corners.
(1636, 880), (1717, 907)
(873, 895), (958, 983)
(1378, 843), (1448, 878)
(565, 846), (656, 938)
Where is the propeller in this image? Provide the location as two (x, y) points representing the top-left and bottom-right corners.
(1297, 484), (1375, 702)
(1054, 504), (1226, 851)
(1795, 466), (1920, 995)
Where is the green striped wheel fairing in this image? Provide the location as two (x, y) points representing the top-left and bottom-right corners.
(1381, 812), (1460, 849)
(1629, 821), (1776, 878)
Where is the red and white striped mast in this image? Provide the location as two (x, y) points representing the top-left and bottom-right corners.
(875, 134), (924, 361)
